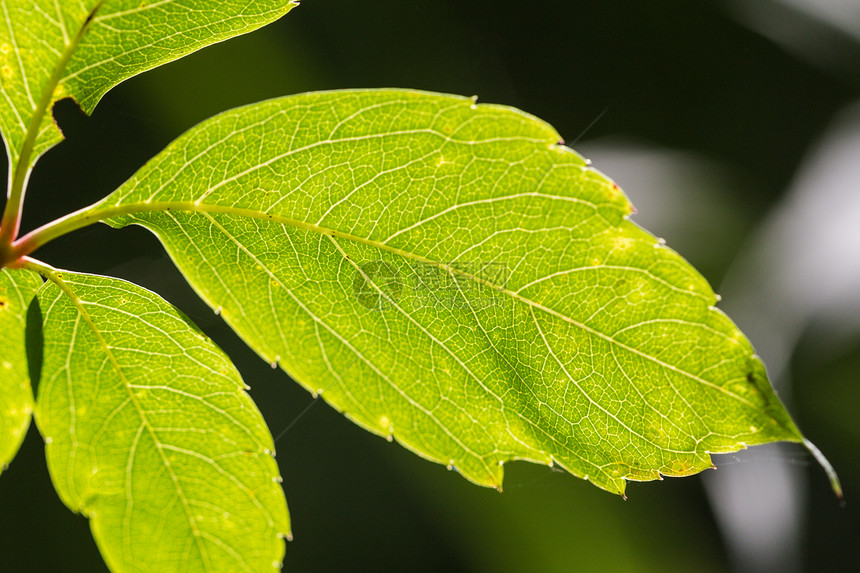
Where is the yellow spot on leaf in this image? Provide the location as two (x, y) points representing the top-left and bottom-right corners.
(612, 236), (635, 251)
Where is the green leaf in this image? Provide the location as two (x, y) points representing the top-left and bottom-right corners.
(0, 0), (297, 171)
(0, 267), (41, 475)
(97, 89), (803, 495)
(33, 269), (289, 572)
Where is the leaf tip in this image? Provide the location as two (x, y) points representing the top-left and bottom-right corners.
(802, 438), (843, 504)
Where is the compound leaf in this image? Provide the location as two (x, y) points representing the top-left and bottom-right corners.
(96, 89), (803, 495)
(33, 269), (289, 572)
(0, 267), (41, 475)
(0, 0), (297, 172)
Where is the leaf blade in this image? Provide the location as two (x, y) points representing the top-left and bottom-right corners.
(0, 267), (41, 474)
(33, 269), (289, 572)
(99, 89), (803, 494)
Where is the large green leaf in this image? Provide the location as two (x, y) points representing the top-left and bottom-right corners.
(96, 89), (803, 495)
(33, 269), (289, 572)
(0, 0), (297, 171)
(0, 267), (41, 474)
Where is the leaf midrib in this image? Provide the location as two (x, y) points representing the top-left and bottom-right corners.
(93, 199), (757, 410)
(39, 270), (215, 570)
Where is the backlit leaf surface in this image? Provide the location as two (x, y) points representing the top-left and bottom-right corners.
(98, 89), (803, 494)
(0, 267), (41, 474)
(34, 270), (289, 572)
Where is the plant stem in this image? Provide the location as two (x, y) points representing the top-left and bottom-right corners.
(10, 200), (113, 258)
(19, 256), (67, 289)
(0, 93), (45, 248)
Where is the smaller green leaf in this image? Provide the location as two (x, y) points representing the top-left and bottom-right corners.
(33, 269), (289, 572)
(0, 267), (41, 475)
(0, 0), (298, 171)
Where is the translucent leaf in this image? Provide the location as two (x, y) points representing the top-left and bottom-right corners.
(97, 89), (803, 495)
(0, 0), (297, 170)
(0, 267), (41, 474)
(33, 270), (289, 572)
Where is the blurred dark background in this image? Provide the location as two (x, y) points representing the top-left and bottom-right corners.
(1, 1), (858, 571)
